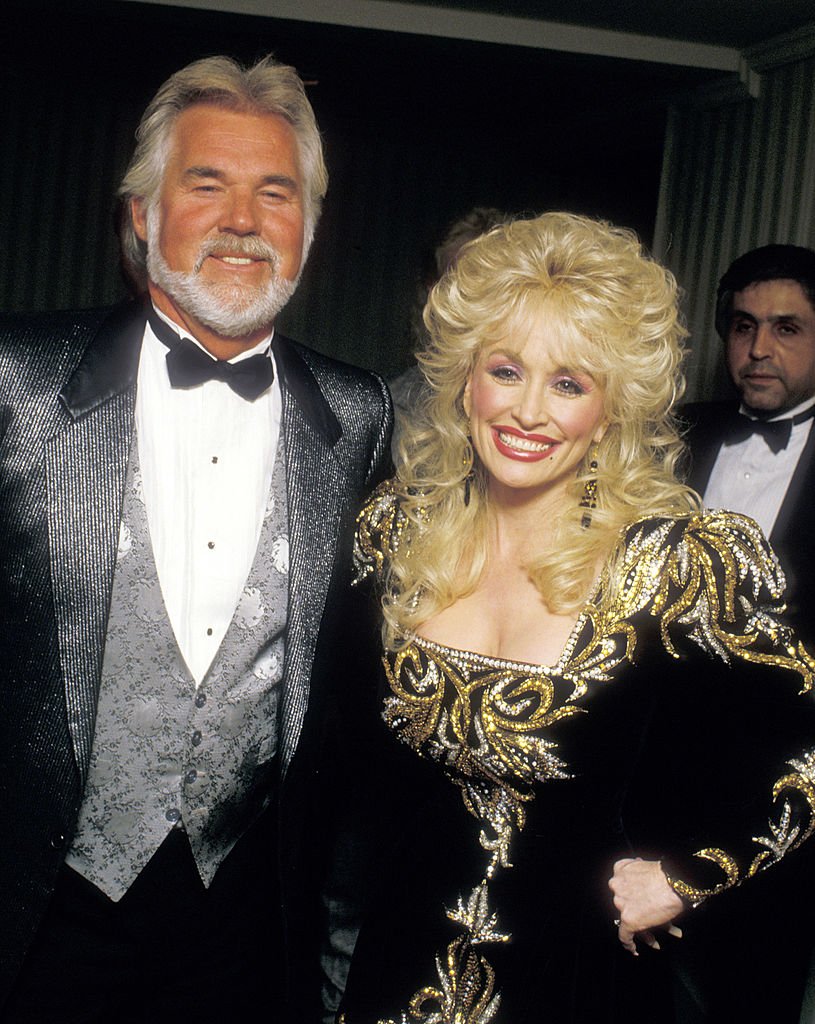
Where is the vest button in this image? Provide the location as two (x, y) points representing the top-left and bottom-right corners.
(195, 692), (206, 708)
(192, 730), (203, 746)
(185, 769), (198, 784)
(165, 808), (181, 823)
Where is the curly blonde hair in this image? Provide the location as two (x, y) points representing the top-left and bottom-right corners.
(384, 211), (698, 648)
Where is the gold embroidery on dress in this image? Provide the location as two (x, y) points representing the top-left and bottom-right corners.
(665, 747), (815, 906)
(665, 850), (740, 905)
(354, 484), (408, 582)
(404, 883), (508, 1024)
(384, 640), (580, 878)
(652, 512), (815, 689)
(351, 491), (815, 1022)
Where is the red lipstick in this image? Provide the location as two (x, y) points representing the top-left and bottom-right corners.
(491, 425), (559, 462)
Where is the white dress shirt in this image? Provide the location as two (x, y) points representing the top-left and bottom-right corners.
(135, 308), (281, 685)
(703, 397), (815, 537)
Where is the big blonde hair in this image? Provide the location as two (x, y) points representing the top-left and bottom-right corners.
(383, 211), (698, 648)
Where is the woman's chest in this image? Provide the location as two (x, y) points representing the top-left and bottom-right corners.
(417, 566), (586, 668)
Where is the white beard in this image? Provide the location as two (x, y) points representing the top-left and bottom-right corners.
(145, 205), (300, 338)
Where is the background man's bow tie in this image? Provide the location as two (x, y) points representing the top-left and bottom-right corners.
(728, 405), (815, 454)
(147, 308), (274, 402)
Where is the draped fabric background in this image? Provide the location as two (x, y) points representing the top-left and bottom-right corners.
(654, 28), (815, 401)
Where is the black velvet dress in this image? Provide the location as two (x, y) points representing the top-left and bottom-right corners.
(338, 482), (815, 1024)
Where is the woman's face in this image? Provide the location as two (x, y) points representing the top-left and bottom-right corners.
(463, 312), (607, 506)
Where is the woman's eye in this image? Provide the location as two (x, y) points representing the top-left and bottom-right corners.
(553, 377), (586, 396)
(489, 365), (520, 382)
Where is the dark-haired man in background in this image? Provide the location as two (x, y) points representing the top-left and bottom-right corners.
(679, 243), (815, 1022)
(0, 54), (391, 1023)
(683, 244), (815, 648)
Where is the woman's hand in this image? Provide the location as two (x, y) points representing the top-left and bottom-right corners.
(608, 857), (685, 955)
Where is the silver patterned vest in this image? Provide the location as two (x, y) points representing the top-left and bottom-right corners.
(66, 436), (289, 901)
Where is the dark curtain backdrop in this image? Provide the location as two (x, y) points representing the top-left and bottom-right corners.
(0, 0), (704, 376)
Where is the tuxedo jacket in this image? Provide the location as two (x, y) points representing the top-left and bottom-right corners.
(0, 301), (393, 1014)
(681, 399), (815, 649)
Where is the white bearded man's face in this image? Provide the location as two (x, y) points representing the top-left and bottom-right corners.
(145, 202), (299, 338)
(132, 104), (307, 354)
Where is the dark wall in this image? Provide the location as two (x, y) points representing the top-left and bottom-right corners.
(0, 0), (708, 376)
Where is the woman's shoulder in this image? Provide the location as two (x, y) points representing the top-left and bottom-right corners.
(609, 508), (793, 664)
(620, 508), (783, 597)
(625, 506), (766, 538)
(353, 478), (411, 582)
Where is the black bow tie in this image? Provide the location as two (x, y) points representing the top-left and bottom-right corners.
(147, 308), (274, 402)
(728, 406), (815, 454)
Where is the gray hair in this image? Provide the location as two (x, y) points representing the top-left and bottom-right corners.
(118, 54), (328, 287)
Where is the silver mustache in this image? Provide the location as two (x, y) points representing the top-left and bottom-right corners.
(192, 236), (280, 274)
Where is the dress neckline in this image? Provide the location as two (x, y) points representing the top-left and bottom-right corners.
(411, 601), (592, 675)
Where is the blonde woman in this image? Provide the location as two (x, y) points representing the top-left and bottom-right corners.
(340, 213), (815, 1023)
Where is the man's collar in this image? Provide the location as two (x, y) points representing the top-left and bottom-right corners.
(59, 300), (342, 449)
(149, 303), (274, 363)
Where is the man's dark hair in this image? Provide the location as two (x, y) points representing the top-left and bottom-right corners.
(715, 243), (815, 338)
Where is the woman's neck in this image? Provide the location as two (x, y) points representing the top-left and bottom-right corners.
(484, 484), (573, 562)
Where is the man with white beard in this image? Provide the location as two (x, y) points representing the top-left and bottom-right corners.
(0, 54), (392, 1023)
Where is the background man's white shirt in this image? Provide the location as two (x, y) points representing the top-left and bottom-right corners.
(702, 397), (815, 536)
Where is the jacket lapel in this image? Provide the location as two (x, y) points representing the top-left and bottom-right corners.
(48, 302), (143, 779)
(273, 336), (348, 772)
(771, 419), (815, 547)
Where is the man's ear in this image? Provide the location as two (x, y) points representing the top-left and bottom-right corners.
(131, 198), (148, 243)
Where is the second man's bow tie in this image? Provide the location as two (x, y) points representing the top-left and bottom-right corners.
(147, 308), (274, 402)
(729, 405), (815, 454)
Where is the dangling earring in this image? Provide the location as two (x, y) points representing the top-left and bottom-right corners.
(463, 436), (475, 507)
(580, 446), (599, 528)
